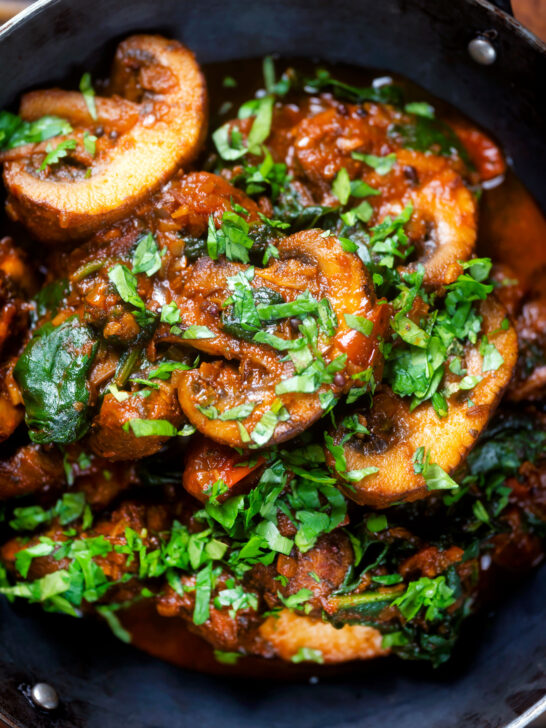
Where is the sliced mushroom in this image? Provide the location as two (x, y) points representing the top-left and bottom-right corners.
(177, 229), (386, 448)
(259, 609), (386, 663)
(18, 90), (140, 134)
(262, 98), (477, 289)
(327, 296), (518, 507)
(379, 150), (477, 288)
(4, 35), (208, 243)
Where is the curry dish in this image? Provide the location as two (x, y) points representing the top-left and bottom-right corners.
(0, 35), (544, 672)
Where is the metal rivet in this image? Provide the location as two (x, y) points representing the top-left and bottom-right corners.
(30, 682), (59, 711)
(468, 37), (497, 65)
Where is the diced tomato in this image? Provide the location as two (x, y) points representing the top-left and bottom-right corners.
(337, 302), (391, 367)
(182, 435), (264, 503)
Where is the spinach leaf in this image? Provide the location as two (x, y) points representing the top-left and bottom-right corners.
(33, 279), (69, 322)
(183, 236), (209, 262)
(14, 317), (98, 444)
(389, 117), (471, 166)
(222, 280), (283, 342)
(303, 69), (404, 106)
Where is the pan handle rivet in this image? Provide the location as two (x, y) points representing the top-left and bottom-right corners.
(468, 36), (497, 64)
(30, 682), (59, 711)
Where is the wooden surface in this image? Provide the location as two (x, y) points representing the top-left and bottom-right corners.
(513, 0), (546, 41)
(0, 0), (545, 38)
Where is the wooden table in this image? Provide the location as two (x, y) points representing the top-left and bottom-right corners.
(0, 0), (545, 38)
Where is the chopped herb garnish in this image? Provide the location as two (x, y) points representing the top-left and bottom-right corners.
(40, 138), (77, 170)
(79, 72), (97, 121)
(344, 313), (373, 337)
(0, 111), (72, 150)
(132, 232), (162, 277)
(413, 447), (459, 491)
(291, 647), (324, 664)
(83, 130), (97, 156)
(181, 325), (216, 340)
(352, 151), (397, 175)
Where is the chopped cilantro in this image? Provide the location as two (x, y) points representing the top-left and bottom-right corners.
(291, 647), (324, 664)
(480, 336), (504, 372)
(404, 102), (435, 118)
(413, 447), (459, 491)
(79, 72), (97, 121)
(132, 232), (162, 277)
(181, 325), (215, 340)
(344, 313), (373, 336)
(39, 138), (77, 170)
(0, 111), (72, 150)
(392, 576), (456, 621)
(352, 151), (397, 175)
(83, 130), (97, 156)
(332, 167), (351, 205)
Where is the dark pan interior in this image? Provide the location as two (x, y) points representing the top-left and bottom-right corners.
(0, 1), (545, 727)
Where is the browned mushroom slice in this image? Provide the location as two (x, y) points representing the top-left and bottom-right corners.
(264, 99), (477, 289)
(381, 150), (477, 288)
(18, 91), (140, 134)
(3, 35), (208, 243)
(259, 609), (386, 663)
(327, 296), (518, 507)
(177, 229), (386, 448)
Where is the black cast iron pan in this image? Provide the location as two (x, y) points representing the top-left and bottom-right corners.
(0, 1), (545, 726)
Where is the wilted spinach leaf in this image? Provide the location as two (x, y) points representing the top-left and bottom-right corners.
(33, 279), (69, 322)
(182, 236), (208, 262)
(222, 286), (283, 341)
(274, 187), (340, 232)
(303, 69), (404, 106)
(389, 117), (471, 167)
(14, 317), (98, 444)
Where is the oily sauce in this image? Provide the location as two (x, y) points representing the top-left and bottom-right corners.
(118, 59), (546, 677)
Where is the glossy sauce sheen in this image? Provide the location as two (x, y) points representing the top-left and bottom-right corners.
(118, 59), (546, 677)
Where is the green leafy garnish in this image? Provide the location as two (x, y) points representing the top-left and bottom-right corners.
(181, 325), (216, 340)
(344, 313), (373, 336)
(0, 111), (72, 150)
(124, 419), (182, 437)
(207, 210), (254, 263)
(108, 264), (147, 309)
(79, 72), (97, 121)
(132, 232), (162, 277)
(413, 447), (459, 491)
(404, 102), (435, 118)
(392, 576), (456, 621)
(83, 130), (97, 156)
(352, 151), (397, 175)
(39, 138), (77, 170)
(10, 492), (87, 531)
(303, 69), (403, 106)
(291, 647), (324, 664)
(332, 167), (351, 205)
